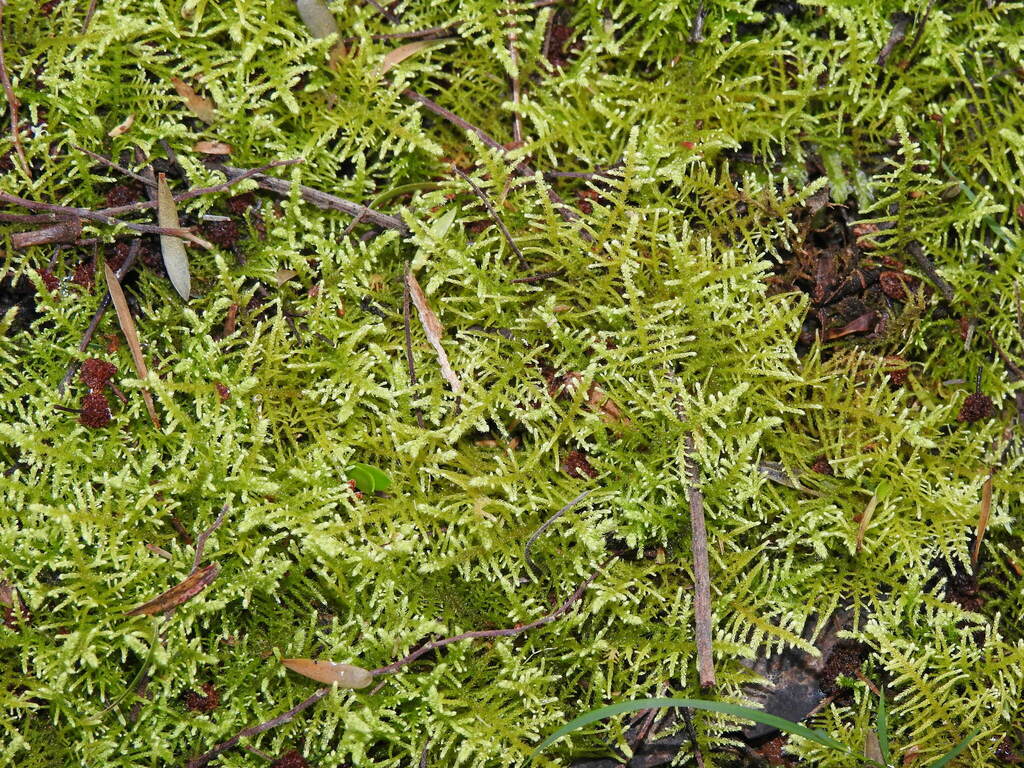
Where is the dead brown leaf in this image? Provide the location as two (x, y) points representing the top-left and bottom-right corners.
(157, 173), (192, 301)
(378, 39), (453, 75)
(281, 658), (374, 689)
(126, 563), (218, 616)
(971, 473), (993, 568)
(171, 77), (217, 123)
(275, 269), (299, 287)
(107, 114), (135, 137)
(405, 269), (463, 394)
(103, 260), (161, 428)
(192, 140), (232, 155)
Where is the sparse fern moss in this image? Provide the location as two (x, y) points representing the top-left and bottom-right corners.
(2, 1), (1023, 767)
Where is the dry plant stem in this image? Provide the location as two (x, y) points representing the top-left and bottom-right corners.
(684, 432), (716, 689)
(908, 240), (954, 302)
(0, 191), (210, 247)
(680, 707), (706, 768)
(0, 2), (29, 179)
(971, 472), (993, 570)
(341, 24), (455, 42)
(523, 488), (593, 573)
(877, 13), (912, 66)
(188, 563), (607, 768)
(11, 218), (82, 248)
(900, 0), (937, 69)
(364, 0), (399, 23)
(507, 15), (523, 144)
(191, 503), (230, 574)
(98, 158), (303, 217)
(371, 559), (609, 675)
(402, 89), (592, 240)
(185, 688), (331, 768)
(511, 269), (562, 283)
(544, 164), (623, 179)
(58, 240), (139, 393)
(452, 165), (525, 267)
(984, 329), (1024, 380)
(103, 260), (160, 428)
(81, 0), (99, 32)
(73, 145), (154, 187)
(402, 267), (426, 429)
(214, 164), (408, 234)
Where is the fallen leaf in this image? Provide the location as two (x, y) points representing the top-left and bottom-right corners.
(170, 77), (217, 123)
(157, 173), (192, 301)
(103, 260), (161, 428)
(192, 140), (232, 155)
(971, 473), (993, 567)
(126, 563), (218, 616)
(823, 311), (877, 341)
(864, 730), (883, 763)
(378, 38), (454, 75)
(275, 269), (299, 287)
(295, 0), (338, 38)
(587, 383), (629, 426)
(107, 114), (135, 137)
(281, 658), (374, 689)
(405, 269), (463, 394)
(855, 491), (883, 554)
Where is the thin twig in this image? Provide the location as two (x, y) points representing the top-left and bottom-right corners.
(213, 165), (408, 234)
(689, 0), (707, 44)
(0, 1), (30, 178)
(341, 24), (456, 42)
(419, 740), (431, 768)
(971, 472), (994, 570)
(877, 12), (912, 67)
(81, 0), (99, 33)
(899, 0), (937, 71)
(984, 329), (1024, 380)
(58, 239), (139, 393)
(510, 269), (563, 284)
(684, 432), (716, 689)
(98, 158), (304, 217)
(907, 240), (954, 303)
(364, 0), (400, 23)
(506, 7), (523, 145)
(186, 688), (331, 768)
(371, 558), (609, 675)
(543, 164), (623, 180)
(523, 489), (593, 574)
(451, 165), (525, 267)
(191, 503), (230, 574)
(0, 191), (211, 248)
(72, 145), (156, 187)
(401, 88), (592, 241)
(187, 561), (608, 768)
(402, 265), (426, 429)
(680, 707), (706, 768)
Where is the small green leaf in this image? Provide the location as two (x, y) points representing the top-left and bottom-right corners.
(431, 207), (458, 240)
(346, 463), (391, 493)
(529, 698), (853, 761)
(873, 480), (892, 500)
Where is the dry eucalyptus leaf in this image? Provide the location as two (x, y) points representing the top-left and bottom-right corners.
(864, 730), (883, 763)
(295, 0), (338, 38)
(157, 173), (192, 301)
(192, 140), (232, 155)
(103, 261), (160, 428)
(170, 76), (217, 123)
(125, 563), (219, 616)
(107, 114), (135, 138)
(378, 39), (454, 75)
(405, 269), (463, 394)
(281, 658), (374, 689)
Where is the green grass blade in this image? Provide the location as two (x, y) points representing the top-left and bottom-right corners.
(877, 692), (890, 765)
(529, 697), (853, 760)
(927, 727), (982, 768)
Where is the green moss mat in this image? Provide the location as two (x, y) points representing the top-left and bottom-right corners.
(1, 1), (1022, 766)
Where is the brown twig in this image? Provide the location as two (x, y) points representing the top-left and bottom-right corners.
(908, 240), (954, 303)
(191, 503), (230, 574)
(523, 489), (593, 574)
(971, 472), (994, 570)
(0, 191), (211, 248)
(58, 240), (139, 393)
(899, 0), (937, 71)
(81, 0), (99, 33)
(543, 164), (623, 180)
(877, 12), (913, 67)
(689, 0), (707, 44)
(371, 559), (609, 676)
(680, 706), (706, 768)
(364, 0), (400, 23)
(510, 269), (563, 284)
(186, 688), (331, 768)
(341, 24), (456, 43)
(11, 218), (82, 249)
(0, 1), (30, 178)
(684, 432), (716, 689)
(188, 561), (608, 768)
(72, 145), (155, 187)
(401, 88), (592, 241)
(97, 158), (304, 217)
(451, 165), (525, 267)
(213, 164), (408, 234)
(402, 265), (426, 429)
(506, 8), (523, 144)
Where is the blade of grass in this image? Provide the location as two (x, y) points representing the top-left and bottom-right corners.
(529, 697), (863, 761)
(877, 692), (890, 765)
(927, 727), (981, 768)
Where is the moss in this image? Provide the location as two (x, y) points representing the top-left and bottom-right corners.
(1, 0), (1023, 766)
